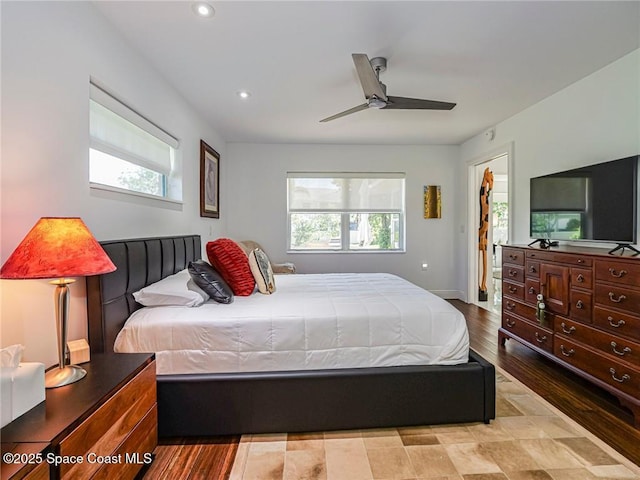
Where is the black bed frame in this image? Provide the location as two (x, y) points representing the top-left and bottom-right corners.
(87, 235), (495, 437)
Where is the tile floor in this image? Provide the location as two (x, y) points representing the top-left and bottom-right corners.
(229, 369), (640, 480)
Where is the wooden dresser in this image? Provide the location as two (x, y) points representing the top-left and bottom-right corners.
(1, 353), (156, 480)
(499, 245), (640, 427)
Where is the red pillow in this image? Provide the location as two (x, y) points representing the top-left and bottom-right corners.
(206, 239), (255, 296)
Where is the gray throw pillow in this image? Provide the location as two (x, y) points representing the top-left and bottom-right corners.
(187, 260), (234, 304)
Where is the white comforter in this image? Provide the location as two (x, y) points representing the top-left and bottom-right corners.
(114, 273), (469, 375)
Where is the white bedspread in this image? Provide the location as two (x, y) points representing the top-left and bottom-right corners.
(114, 273), (469, 375)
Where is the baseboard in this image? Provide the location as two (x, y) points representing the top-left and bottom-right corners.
(431, 290), (466, 300)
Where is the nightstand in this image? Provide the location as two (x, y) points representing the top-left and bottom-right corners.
(1, 353), (156, 480)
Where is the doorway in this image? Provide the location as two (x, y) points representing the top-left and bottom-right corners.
(467, 147), (512, 313)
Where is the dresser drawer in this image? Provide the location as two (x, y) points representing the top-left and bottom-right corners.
(593, 306), (640, 342)
(525, 260), (540, 278)
(595, 259), (640, 287)
(594, 284), (640, 316)
(504, 298), (554, 328)
(503, 313), (554, 352)
(555, 317), (640, 367)
(571, 267), (592, 290)
(504, 265), (524, 283)
(503, 280), (525, 300)
(554, 337), (640, 399)
(526, 250), (592, 266)
(525, 279), (540, 305)
(569, 290), (592, 323)
(60, 362), (156, 479)
(503, 248), (525, 266)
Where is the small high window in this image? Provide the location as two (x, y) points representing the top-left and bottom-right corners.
(89, 81), (180, 200)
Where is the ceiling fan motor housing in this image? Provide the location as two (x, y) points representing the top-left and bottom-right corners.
(370, 56), (387, 73)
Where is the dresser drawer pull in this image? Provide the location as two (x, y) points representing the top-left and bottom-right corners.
(576, 274), (584, 283)
(561, 323), (576, 334)
(608, 292), (627, 303)
(560, 345), (575, 357)
(577, 259), (585, 264)
(509, 254), (519, 260)
(608, 316), (626, 328)
(506, 301), (516, 311)
(608, 268), (627, 278)
(508, 286), (518, 293)
(528, 287), (535, 294)
(611, 342), (632, 357)
(529, 265), (537, 273)
(535, 332), (547, 343)
(609, 368), (630, 383)
(508, 269), (518, 277)
(575, 300), (584, 309)
(505, 318), (516, 328)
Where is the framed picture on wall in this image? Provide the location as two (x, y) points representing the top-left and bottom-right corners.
(200, 140), (220, 218)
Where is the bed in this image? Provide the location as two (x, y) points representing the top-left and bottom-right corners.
(87, 234), (495, 437)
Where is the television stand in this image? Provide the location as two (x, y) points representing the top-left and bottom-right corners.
(608, 243), (640, 256)
(528, 239), (558, 249)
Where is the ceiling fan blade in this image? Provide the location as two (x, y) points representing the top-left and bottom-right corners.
(352, 53), (387, 101)
(320, 103), (369, 122)
(386, 96), (456, 110)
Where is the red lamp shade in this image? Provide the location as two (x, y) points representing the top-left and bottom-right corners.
(0, 217), (116, 279)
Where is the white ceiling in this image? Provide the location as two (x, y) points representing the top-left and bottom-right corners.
(93, 1), (639, 145)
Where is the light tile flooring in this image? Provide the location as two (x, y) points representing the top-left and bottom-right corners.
(229, 368), (640, 480)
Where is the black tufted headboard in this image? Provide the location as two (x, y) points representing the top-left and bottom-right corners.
(87, 235), (201, 354)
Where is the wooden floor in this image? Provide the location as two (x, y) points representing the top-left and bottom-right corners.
(141, 301), (639, 479)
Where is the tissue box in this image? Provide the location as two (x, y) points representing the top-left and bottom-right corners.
(0, 362), (45, 428)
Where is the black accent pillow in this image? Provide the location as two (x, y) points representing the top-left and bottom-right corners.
(188, 260), (234, 304)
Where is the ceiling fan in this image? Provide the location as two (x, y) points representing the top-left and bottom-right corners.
(320, 53), (456, 122)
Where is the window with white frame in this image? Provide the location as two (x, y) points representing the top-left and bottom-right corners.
(89, 81), (180, 200)
(287, 172), (405, 251)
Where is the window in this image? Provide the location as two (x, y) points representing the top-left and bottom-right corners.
(89, 81), (180, 200)
(287, 173), (405, 251)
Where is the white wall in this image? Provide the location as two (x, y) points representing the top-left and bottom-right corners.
(226, 143), (462, 296)
(458, 49), (640, 298)
(0, 2), (226, 365)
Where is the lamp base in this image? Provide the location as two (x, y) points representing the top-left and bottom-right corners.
(45, 365), (87, 388)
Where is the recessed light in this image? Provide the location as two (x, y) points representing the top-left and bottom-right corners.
(192, 2), (214, 18)
(237, 90), (251, 99)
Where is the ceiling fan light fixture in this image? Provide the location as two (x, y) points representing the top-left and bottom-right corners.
(368, 96), (387, 109)
(192, 2), (215, 18)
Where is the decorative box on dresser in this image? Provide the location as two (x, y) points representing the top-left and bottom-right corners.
(499, 245), (640, 427)
(0, 353), (156, 480)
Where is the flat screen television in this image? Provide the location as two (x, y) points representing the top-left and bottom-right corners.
(529, 155), (638, 249)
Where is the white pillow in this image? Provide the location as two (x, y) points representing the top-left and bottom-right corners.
(133, 270), (208, 307)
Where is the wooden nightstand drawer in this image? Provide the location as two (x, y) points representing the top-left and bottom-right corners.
(60, 361), (156, 479)
(91, 405), (157, 480)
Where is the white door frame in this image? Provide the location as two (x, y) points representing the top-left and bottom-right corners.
(466, 142), (515, 304)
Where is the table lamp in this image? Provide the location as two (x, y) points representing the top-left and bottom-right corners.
(0, 217), (116, 388)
